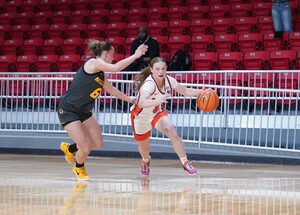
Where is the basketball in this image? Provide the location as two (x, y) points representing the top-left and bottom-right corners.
(197, 89), (219, 112)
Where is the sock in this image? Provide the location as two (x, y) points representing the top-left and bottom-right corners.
(75, 161), (84, 168)
(180, 156), (188, 165)
(142, 156), (150, 163)
(68, 143), (78, 153)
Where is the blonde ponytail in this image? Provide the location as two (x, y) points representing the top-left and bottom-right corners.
(135, 67), (152, 90)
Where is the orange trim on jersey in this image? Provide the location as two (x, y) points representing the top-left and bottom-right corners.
(151, 110), (168, 128)
(130, 105), (151, 141)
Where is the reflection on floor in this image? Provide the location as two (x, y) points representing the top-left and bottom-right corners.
(0, 155), (300, 215)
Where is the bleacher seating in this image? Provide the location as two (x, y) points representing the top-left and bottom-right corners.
(0, 0), (299, 108)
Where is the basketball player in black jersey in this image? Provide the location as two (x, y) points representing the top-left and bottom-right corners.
(58, 40), (148, 180)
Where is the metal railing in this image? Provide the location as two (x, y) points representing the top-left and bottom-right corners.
(0, 71), (299, 156)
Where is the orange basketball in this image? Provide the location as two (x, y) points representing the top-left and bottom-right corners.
(197, 89), (219, 112)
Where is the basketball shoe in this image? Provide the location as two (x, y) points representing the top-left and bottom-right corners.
(141, 156), (151, 176)
(183, 161), (198, 175)
(73, 166), (90, 180)
(60, 142), (75, 164)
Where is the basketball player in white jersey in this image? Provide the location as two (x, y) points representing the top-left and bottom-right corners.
(131, 57), (203, 175)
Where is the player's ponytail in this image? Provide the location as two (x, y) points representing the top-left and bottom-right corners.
(88, 39), (112, 57)
(135, 57), (167, 90)
(135, 67), (152, 90)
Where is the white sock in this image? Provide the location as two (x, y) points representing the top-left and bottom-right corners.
(142, 156), (150, 163)
(180, 156), (188, 165)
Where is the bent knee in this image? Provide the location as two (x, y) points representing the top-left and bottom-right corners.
(163, 126), (179, 138)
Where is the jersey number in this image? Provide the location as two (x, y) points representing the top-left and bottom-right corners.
(89, 88), (102, 99)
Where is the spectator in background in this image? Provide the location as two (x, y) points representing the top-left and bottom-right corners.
(272, 0), (293, 38)
(128, 27), (160, 71)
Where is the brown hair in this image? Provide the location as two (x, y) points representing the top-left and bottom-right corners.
(88, 39), (112, 57)
(135, 57), (167, 90)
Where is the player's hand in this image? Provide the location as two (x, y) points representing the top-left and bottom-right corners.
(130, 98), (136, 104)
(157, 93), (170, 104)
(134, 44), (148, 58)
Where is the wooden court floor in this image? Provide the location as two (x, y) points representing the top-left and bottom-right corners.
(0, 154), (300, 215)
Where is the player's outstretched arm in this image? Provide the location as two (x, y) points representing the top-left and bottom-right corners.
(103, 78), (134, 104)
(86, 45), (148, 73)
(174, 83), (203, 97)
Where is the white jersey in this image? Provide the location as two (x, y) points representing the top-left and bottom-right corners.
(132, 75), (179, 117)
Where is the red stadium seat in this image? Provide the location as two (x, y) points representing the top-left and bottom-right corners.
(249, 72), (275, 105)
(235, 17), (258, 33)
(148, 7), (168, 20)
(258, 17), (274, 34)
(212, 18), (235, 34)
(0, 55), (17, 72)
(22, 0), (40, 12)
(70, 10), (89, 24)
(168, 20), (190, 35)
(58, 55), (81, 72)
(269, 50), (297, 70)
(160, 52), (170, 62)
(106, 37), (126, 54)
(214, 34), (238, 52)
(127, 22), (147, 37)
(238, 33), (263, 52)
(23, 39), (43, 55)
(56, 0), (74, 11)
(43, 39), (64, 55)
(52, 11), (72, 24)
(263, 32), (288, 51)
(87, 23), (107, 38)
(152, 35), (169, 53)
(209, 4), (230, 18)
(0, 12), (17, 25)
(168, 35), (190, 56)
(231, 3), (252, 17)
(109, 9), (128, 23)
(168, 6), (189, 20)
(37, 55), (59, 72)
(294, 15), (300, 32)
(67, 24), (87, 39)
(112, 53), (124, 63)
(3, 39), (23, 55)
(289, 32), (300, 51)
(218, 52), (243, 70)
(17, 12), (35, 25)
(39, 0), (57, 11)
(34, 11), (52, 24)
(107, 23), (127, 37)
(189, 5), (209, 19)
(10, 24), (31, 39)
(16, 55), (37, 72)
(128, 8), (148, 22)
(276, 72), (299, 105)
(125, 36), (136, 55)
(191, 34), (214, 52)
(190, 19), (212, 35)
(89, 9), (110, 24)
(62, 38), (83, 55)
(252, 2), (272, 17)
(48, 24), (68, 39)
(0, 24), (12, 39)
(30, 24), (49, 39)
(193, 52), (218, 71)
(243, 51), (270, 70)
(148, 20), (168, 36)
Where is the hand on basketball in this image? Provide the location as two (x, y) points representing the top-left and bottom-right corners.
(134, 44), (148, 58)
